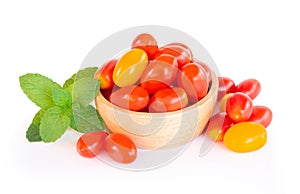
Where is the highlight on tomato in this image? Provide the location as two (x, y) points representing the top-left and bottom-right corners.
(131, 33), (158, 59)
(226, 92), (253, 122)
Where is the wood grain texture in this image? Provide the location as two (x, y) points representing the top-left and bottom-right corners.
(95, 71), (218, 150)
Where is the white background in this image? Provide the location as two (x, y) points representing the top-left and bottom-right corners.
(1, 0), (299, 193)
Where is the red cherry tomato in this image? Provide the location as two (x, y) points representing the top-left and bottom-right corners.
(248, 105), (273, 128)
(110, 85), (149, 111)
(207, 112), (235, 141)
(132, 33), (158, 59)
(76, 131), (108, 158)
(226, 92), (253, 122)
(236, 79), (261, 99)
(140, 54), (178, 94)
(155, 45), (192, 69)
(104, 133), (137, 164)
(217, 77), (236, 100)
(149, 87), (188, 112)
(165, 42), (193, 59)
(193, 58), (212, 83)
(177, 63), (209, 103)
(94, 59), (117, 90)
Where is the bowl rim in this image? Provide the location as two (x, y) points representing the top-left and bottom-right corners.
(96, 69), (218, 116)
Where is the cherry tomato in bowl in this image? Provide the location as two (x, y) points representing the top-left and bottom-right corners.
(94, 59), (117, 90)
(140, 54), (178, 94)
(132, 33), (158, 59)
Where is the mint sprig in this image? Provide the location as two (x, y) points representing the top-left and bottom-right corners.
(20, 67), (104, 143)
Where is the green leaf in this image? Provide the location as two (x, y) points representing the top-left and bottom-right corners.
(26, 109), (45, 142)
(72, 77), (100, 107)
(63, 67), (98, 89)
(63, 73), (76, 89)
(71, 103), (104, 133)
(39, 106), (70, 142)
(52, 88), (71, 107)
(19, 73), (61, 109)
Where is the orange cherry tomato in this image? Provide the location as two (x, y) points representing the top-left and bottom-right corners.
(177, 63), (209, 103)
(226, 92), (253, 122)
(219, 93), (234, 112)
(149, 87), (188, 112)
(76, 131), (108, 158)
(94, 59), (117, 90)
(224, 122), (267, 153)
(110, 85), (149, 111)
(104, 133), (137, 164)
(155, 45), (192, 69)
(217, 77), (236, 100)
(140, 54), (178, 94)
(248, 105), (273, 128)
(131, 33), (158, 59)
(236, 79), (261, 99)
(207, 112), (235, 141)
(113, 48), (148, 87)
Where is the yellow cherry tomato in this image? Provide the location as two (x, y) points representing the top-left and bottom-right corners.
(219, 93), (234, 112)
(113, 48), (148, 87)
(223, 122), (267, 153)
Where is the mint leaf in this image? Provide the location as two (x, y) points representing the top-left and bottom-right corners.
(19, 73), (61, 109)
(52, 88), (71, 107)
(63, 67), (98, 89)
(72, 77), (100, 107)
(39, 106), (70, 142)
(26, 109), (45, 142)
(71, 103), (104, 133)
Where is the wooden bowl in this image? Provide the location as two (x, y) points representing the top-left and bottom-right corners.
(95, 71), (218, 150)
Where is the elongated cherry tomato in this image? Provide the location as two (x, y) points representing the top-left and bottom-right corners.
(132, 33), (158, 59)
(193, 58), (212, 83)
(248, 105), (273, 128)
(113, 48), (148, 87)
(207, 112), (235, 141)
(104, 133), (137, 164)
(177, 63), (208, 103)
(224, 122), (267, 153)
(149, 87), (188, 112)
(94, 59), (117, 90)
(76, 131), (108, 158)
(140, 54), (178, 94)
(165, 42), (193, 59)
(226, 92), (253, 122)
(236, 79), (261, 99)
(110, 85), (149, 111)
(217, 77), (236, 100)
(219, 93), (234, 112)
(155, 45), (192, 69)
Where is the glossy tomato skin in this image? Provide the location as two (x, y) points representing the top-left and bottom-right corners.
(76, 131), (108, 158)
(113, 48), (148, 87)
(207, 112), (235, 141)
(219, 93), (234, 112)
(165, 42), (193, 60)
(140, 54), (178, 94)
(224, 122), (267, 153)
(236, 79), (261, 99)
(177, 63), (209, 103)
(131, 33), (158, 59)
(217, 77), (236, 100)
(110, 85), (149, 111)
(248, 105), (273, 128)
(155, 45), (192, 69)
(226, 92), (253, 122)
(94, 59), (117, 90)
(149, 87), (188, 112)
(104, 133), (137, 164)
(192, 59), (212, 83)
